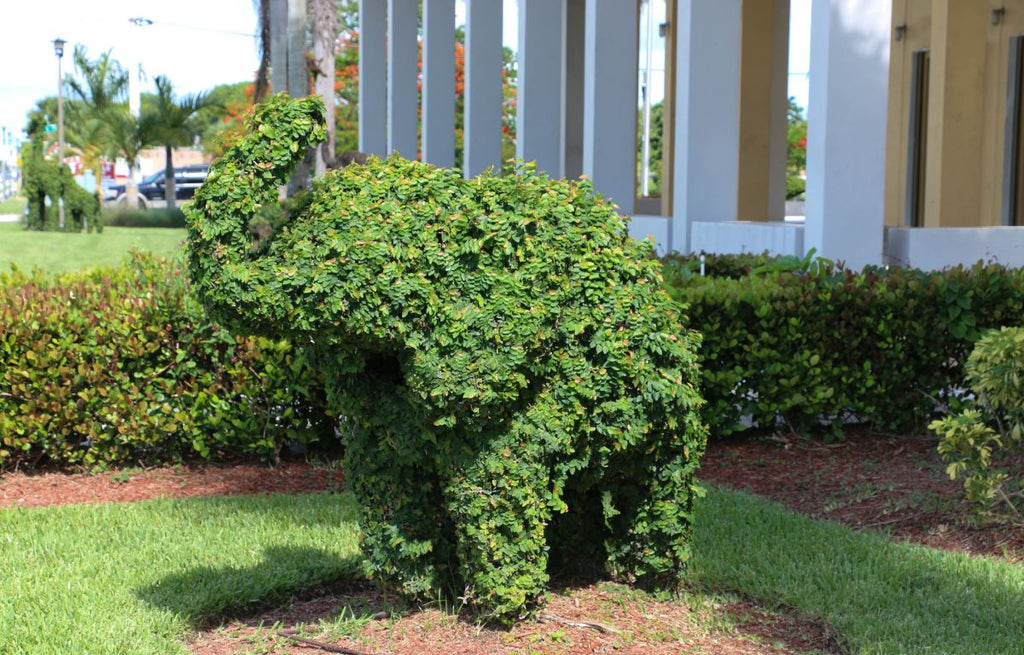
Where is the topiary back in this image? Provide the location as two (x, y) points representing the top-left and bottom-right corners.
(186, 93), (707, 624)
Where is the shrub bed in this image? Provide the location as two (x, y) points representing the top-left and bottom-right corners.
(0, 253), (330, 469)
(663, 253), (1024, 437)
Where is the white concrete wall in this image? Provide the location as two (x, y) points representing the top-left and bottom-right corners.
(691, 221), (805, 257)
(630, 214), (671, 254)
(887, 227), (1024, 270)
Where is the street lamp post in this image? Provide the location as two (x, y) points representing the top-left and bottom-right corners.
(53, 37), (66, 230)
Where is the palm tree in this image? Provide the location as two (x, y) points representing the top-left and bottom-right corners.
(253, 0), (272, 101)
(311, 0), (338, 174)
(64, 46), (129, 191)
(102, 107), (153, 208)
(255, 0), (338, 175)
(145, 75), (213, 210)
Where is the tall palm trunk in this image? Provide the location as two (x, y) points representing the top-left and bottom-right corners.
(311, 0), (337, 175)
(254, 0), (272, 101)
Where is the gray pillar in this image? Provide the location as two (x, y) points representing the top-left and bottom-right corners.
(582, 0), (637, 215)
(804, 0), (890, 269)
(270, 0), (289, 94)
(767, 0), (791, 221)
(464, 0), (504, 177)
(517, 0), (565, 177)
(359, 0), (388, 155)
(564, 0), (585, 181)
(388, 0), (419, 158)
(423, 0), (455, 167)
(671, 1), (742, 253)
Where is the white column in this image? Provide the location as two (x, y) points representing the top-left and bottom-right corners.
(670, 1), (742, 253)
(517, 0), (565, 177)
(423, 0), (455, 167)
(388, 0), (419, 158)
(359, 0), (387, 155)
(563, 0), (585, 181)
(464, 0), (504, 177)
(767, 0), (791, 221)
(582, 0), (637, 215)
(804, 0), (890, 269)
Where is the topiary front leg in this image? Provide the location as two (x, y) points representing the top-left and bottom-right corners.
(342, 395), (457, 602)
(445, 433), (556, 625)
(601, 449), (704, 591)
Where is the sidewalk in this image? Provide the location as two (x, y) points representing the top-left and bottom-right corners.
(0, 213), (22, 223)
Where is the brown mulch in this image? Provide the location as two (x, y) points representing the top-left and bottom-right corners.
(700, 428), (1024, 560)
(3, 429), (1021, 654)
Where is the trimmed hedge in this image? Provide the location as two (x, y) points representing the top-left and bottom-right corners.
(0, 253), (330, 469)
(663, 253), (1024, 437)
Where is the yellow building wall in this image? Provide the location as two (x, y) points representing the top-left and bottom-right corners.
(884, 0), (933, 227)
(885, 0), (1024, 227)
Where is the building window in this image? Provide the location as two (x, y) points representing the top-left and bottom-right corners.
(1003, 35), (1024, 226)
(905, 48), (930, 227)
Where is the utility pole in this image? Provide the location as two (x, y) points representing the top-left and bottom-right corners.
(53, 37), (66, 230)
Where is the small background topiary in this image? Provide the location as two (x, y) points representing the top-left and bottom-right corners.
(186, 94), (707, 624)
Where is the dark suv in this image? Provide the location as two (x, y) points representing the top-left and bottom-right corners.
(108, 164), (209, 208)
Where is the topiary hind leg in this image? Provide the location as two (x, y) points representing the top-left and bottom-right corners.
(445, 433), (556, 625)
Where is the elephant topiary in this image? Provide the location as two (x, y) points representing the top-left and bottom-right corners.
(186, 94), (707, 624)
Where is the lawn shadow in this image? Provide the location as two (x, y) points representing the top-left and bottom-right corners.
(137, 545), (365, 628)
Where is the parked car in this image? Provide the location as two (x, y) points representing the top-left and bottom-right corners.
(108, 164), (210, 209)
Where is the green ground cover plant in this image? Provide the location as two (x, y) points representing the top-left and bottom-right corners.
(0, 221), (186, 273)
(0, 493), (362, 655)
(932, 326), (1024, 524)
(186, 94), (707, 624)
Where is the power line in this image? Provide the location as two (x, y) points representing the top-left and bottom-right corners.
(128, 17), (256, 38)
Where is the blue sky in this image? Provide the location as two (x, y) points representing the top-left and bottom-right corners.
(0, 0), (812, 145)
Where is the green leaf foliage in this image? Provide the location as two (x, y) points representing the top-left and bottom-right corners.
(932, 327), (1024, 524)
(185, 93), (707, 624)
(663, 253), (1024, 438)
(0, 253), (331, 469)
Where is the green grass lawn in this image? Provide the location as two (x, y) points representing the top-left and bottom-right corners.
(0, 221), (187, 274)
(3, 485), (1023, 654)
(0, 196), (27, 215)
(0, 493), (362, 655)
(693, 487), (1024, 655)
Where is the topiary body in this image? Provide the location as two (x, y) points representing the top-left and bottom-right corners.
(186, 94), (706, 623)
